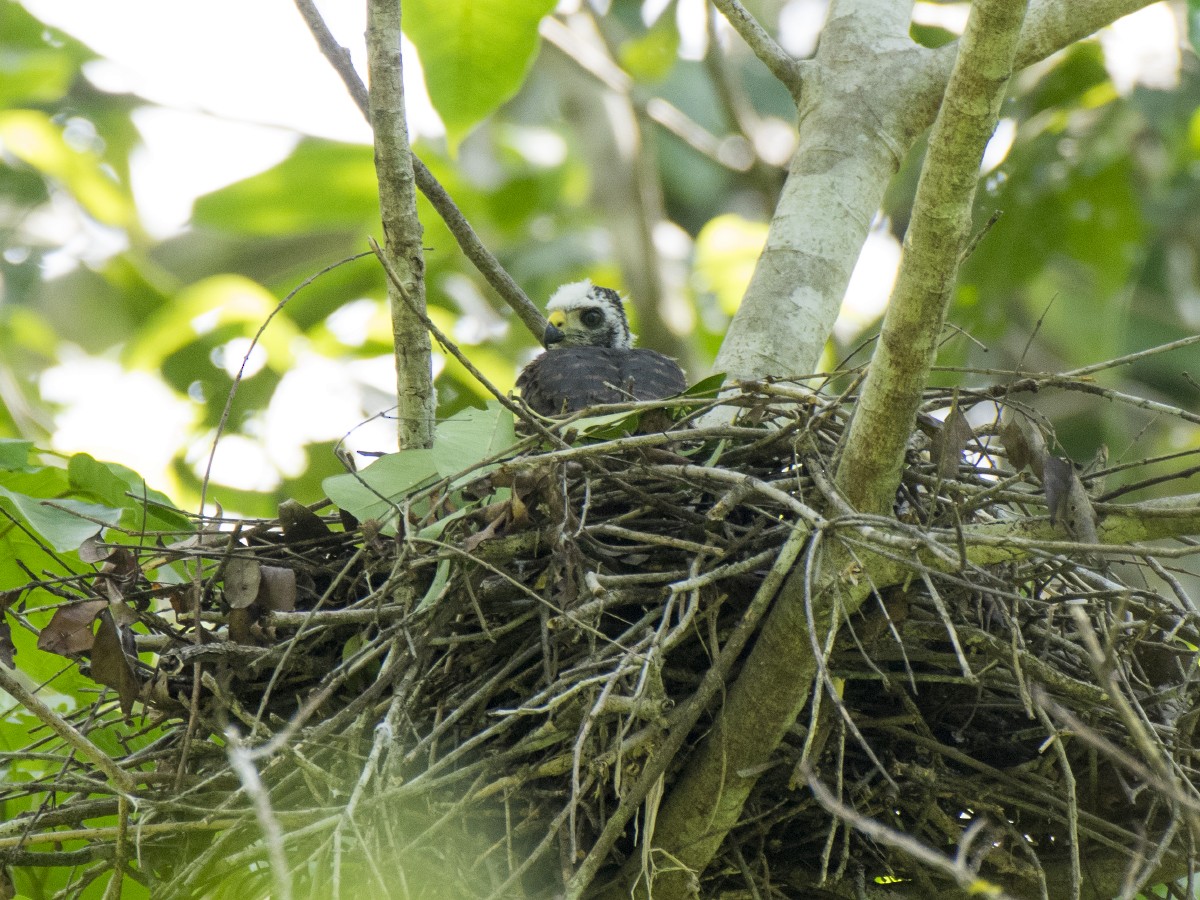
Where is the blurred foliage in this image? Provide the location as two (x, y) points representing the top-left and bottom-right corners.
(1, 0), (1200, 895)
(0, 0), (1196, 518)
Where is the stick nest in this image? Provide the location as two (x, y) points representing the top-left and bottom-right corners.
(5, 380), (1200, 899)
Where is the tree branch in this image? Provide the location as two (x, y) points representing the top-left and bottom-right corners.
(712, 0), (1158, 390)
(836, 0), (1029, 513)
(710, 0), (801, 97)
(636, 0), (1032, 890)
(0, 664), (137, 794)
(1013, 0), (1158, 71)
(366, 0), (434, 449)
(292, 0), (554, 346)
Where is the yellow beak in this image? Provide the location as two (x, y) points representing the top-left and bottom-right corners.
(547, 310), (567, 328)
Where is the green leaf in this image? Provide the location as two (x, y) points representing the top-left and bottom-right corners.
(67, 453), (191, 533)
(0, 486), (122, 552)
(0, 440), (34, 471)
(193, 139), (377, 235)
(568, 410), (643, 440)
(619, 15), (680, 82)
(0, 110), (134, 227)
(683, 373), (727, 397)
(415, 558), (451, 612)
(322, 450), (439, 525)
(433, 402), (517, 479)
(404, 0), (557, 150)
(694, 214), (769, 315)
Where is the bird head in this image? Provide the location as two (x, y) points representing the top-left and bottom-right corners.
(544, 281), (634, 349)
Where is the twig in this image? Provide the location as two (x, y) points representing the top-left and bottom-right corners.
(0, 665), (136, 794)
(291, 0), (552, 343)
(226, 729), (293, 900)
(804, 766), (1020, 900)
(367, 0), (434, 449)
(710, 0), (802, 97)
(367, 237), (566, 448)
(565, 518), (813, 898)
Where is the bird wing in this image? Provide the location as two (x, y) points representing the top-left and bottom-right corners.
(518, 348), (686, 416)
(619, 349), (687, 401)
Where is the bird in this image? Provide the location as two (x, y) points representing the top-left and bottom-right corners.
(516, 281), (687, 417)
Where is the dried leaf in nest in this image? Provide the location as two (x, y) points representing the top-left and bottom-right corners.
(99, 548), (140, 604)
(279, 499), (332, 545)
(1083, 443), (1109, 496)
(37, 600), (107, 656)
(224, 556), (261, 610)
(1043, 456), (1098, 543)
(259, 566), (296, 612)
(78, 534), (112, 564)
(91, 607), (140, 718)
(931, 395), (974, 480)
(1000, 408), (1047, 479)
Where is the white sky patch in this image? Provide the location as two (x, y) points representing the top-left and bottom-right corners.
(40, 353), (197, 495)
(911, 2), (969, 35)
(131, 109), (298, 238)
(1100, 3), (1181, 94)
(835, 223), (902, 342)
(779, 0), (829, 58)
(212, 338), (268, 380)
(24, 196), (128, 278)
(981, 118), (1017, 175)
(23, 0), (373, 143)
(189, 433), (281, 493)
(675, 0), (709, 60)
(503, 126), (568, 168)
(325, 299), (379, 348)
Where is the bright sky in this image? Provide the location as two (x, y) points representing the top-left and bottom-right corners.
(13, 0), (1182, 501)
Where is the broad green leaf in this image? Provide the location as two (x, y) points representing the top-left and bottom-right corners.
(683, 373), (727, 397)
(0, 439), (34, 471)
(694, 214), (769, 315)
(619, 15), (680, 82)
(322, 449), (438, 525)
(0, 49), (74, 105)
(569, 410), (643, 439)
(0, 486), (122, 552)
(404, 0), (557, 150)
(67, 453), (191, 533)
(0, 110), (133, 226)
(433, 402), (517, 479)
(123, 275), (299, 372)
(193, 139), (376, 234)
(415, 558), (451, 612)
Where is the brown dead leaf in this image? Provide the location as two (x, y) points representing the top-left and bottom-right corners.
(279, 499), (331, 545)
(259, 566), (296, 612)
(228, 607), (255, 645)
(1062, 474), (1099, 544)
(224, 556), (261, 609)
(37, 600), (107, 656)
(91, 607), (140, 720)
(933, 398), (974, 480)
(0, 590), (18, 614)
(462, 503), (510, 553)
(167, 584), (200, 617)
(91, 608), (140, 718)
(1043, 456), (1074, 525)
(78, 535), (112, 564)
(1000, 409), (1048, 479)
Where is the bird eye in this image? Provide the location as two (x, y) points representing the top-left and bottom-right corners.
(581, 309), (604, 329)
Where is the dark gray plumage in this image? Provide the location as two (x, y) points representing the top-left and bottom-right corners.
(517, 281), (686, 416)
